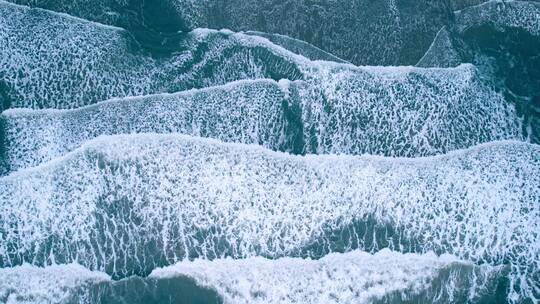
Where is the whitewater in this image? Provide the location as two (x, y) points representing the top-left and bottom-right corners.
(1, 134), (538, 301)
(0, 0), (539, 303)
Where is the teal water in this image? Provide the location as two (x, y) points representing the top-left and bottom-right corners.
(1, 252), (510, 304)
(0, 1), (539, 303)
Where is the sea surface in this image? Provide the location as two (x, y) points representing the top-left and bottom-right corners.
(0, 1), (539, 303)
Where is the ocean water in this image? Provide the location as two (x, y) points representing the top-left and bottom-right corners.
(0, 1), (539, 303)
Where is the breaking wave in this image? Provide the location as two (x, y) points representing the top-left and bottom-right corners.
(1, 1), (539, 303)
(0, 2), (303, 110)
(417, 1), (540, 143)
(2, 1), (535, 155)
(4, 0), (460, 66)
(0, 63), (527, 173)
(0, 249), (506, 304)
(0, 134), (538, 300)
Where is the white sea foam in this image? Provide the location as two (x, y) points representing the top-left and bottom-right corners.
(151, 249), (501, 304)
(4, 0), (467, 66)
(454, 0), (540, 36)
(0, 134), (538, 301)
(0, 0), (529, 166)
(0, 250), (501, 304)
(0, 1), (303, 109)
(416, 26), (462, 68)
(419, 1), (540, 69)
(1, 62), (525, 173)
(0, 263), (109, 304)
(1, 79), (297, 172)
(2, 0), (529, 120)
(297, 63), (523, 156)
(0, 1), (154, 109)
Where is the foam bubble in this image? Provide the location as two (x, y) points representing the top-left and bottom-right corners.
(0, 134), (538, 301)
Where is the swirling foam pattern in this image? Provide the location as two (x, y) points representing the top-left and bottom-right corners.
(0, 1), (302, 110)
(1, 63), (525, 173)
(416, 0), (540, 144)
(298, 63), (526, 156)
(0, 1), (154, 109)
(454, 0), (540, 37)
(1, 0), (532, 156)
(9, 1), (538, 67)
(0, 80), (301, 174)
(1, 1), (538, 303)
(4, 0), (466, 66)
(151, 249), (504, 304)
(0, 134), (538, 301)
(0, 250), (504, 304)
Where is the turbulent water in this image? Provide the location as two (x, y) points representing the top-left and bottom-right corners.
(0, 0), (539, 303)
(0, 250), (507, 304)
